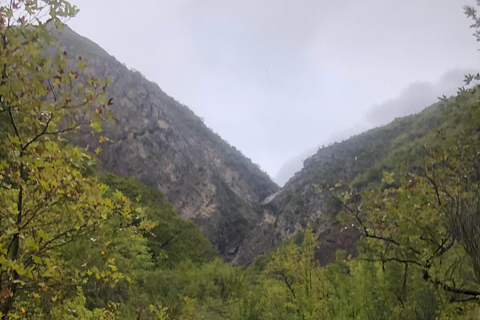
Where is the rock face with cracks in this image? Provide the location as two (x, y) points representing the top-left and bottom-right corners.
(57, 27), (278, 262)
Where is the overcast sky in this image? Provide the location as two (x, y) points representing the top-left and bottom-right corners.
(68, 0), (479, 184)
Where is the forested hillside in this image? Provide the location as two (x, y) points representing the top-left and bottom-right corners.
(233, 94), (458, 264)
(1, 1), (480, 319)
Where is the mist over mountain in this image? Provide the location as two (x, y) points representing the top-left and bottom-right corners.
(274, 148), (316, 187)
(274, 68), (472, 187)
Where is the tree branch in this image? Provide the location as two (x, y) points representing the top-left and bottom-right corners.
(273, 270), (296, 299)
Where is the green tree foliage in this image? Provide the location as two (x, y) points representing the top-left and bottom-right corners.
(100, 173), (216, 268)
(0, 1), (152, 318)
(265, 226), (329, 319)
(323, 74), (480, 319)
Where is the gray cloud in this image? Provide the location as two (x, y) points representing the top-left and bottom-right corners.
(365, 69), (472, 127)
(274, 68), (474, 186)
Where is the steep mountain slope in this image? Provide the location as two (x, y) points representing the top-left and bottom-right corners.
(233, 101), (456, 265)
(57, 26), (278, 261)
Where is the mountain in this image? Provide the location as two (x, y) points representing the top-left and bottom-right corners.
(274, 147), (316, 186)
(56, 26), (478, 267)
(56, 26), (278, 262)
(232, 100), (462, 265)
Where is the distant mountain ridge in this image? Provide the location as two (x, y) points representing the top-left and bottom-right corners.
(57, 26), (278, 262)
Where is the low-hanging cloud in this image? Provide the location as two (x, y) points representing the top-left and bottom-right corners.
(366, 68), (472, 127)
(274, 68), (475, 186)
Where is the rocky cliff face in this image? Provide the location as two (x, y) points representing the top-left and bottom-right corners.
(57, 27), (278, 261)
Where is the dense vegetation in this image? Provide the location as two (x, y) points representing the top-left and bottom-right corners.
(1, 1), (480, 319)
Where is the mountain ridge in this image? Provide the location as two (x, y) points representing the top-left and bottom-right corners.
(232, 99), (451, 264)
(57, 25), (278, 262)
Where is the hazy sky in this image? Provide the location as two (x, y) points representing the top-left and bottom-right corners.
(68, 0), (479, 182)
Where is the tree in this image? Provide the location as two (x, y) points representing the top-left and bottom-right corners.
(266, 226), (330, 320)
(0, 1), (151, 318)
(322, 2), (480, 310)
(325, 92), (480, 316)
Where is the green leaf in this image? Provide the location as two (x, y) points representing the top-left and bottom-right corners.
(382, 171), (395, 185)
(38, 229), (48, 241)
(32, 255), (43, 265)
